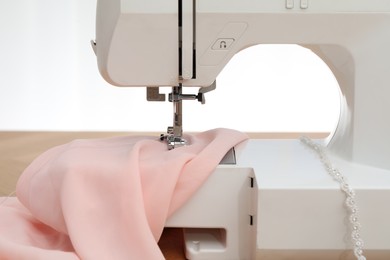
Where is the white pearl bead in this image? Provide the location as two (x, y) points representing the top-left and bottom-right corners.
(300, 136), (365, 260)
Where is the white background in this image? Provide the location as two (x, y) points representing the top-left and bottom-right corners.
(0, 0), (340, 133)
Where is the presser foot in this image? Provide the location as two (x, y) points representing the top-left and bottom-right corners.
(160, 127), (187, 150)
(147, 82), (217, 150)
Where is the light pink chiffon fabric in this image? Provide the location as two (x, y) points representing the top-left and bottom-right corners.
(0, 128), (247, 259)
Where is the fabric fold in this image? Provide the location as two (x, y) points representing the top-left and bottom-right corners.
(0, 128), (248, 259)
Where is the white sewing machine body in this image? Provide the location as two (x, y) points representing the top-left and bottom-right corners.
(94, 0), (390, 258)
(166, 140), (390, 259)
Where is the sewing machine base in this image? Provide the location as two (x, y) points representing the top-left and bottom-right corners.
(166, 139), (390, 259)
(256, 250), (390, 260)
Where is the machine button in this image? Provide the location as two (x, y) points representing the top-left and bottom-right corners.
(300, 0), (308, 9)
(212, 38), (235, 50)
(200, 22), (247, 66)
(286, 0), (294, 9)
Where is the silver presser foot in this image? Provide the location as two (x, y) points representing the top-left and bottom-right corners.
(147, 82), (216, 150)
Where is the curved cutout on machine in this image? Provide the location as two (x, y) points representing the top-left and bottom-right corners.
(215, 44), (341, 138)
(304, 45), (354, 154)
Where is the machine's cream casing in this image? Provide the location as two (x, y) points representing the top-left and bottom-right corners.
(95, 0), (390, 171)
(94, 0), (390, 259)
(166, 139), (390, 259)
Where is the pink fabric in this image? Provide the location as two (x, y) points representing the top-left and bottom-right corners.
(0, 128), (247, 259)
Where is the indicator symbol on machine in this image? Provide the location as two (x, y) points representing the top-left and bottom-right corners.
(212, 38), (235, 50)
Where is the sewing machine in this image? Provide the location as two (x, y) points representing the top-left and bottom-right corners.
(93, 0), (390, 259)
